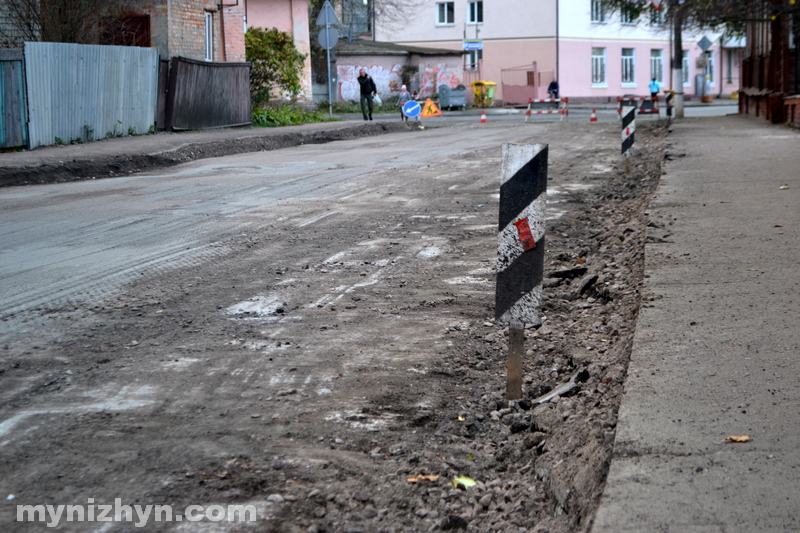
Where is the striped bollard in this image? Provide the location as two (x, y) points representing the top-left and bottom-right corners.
(496, 143), (547, 400)
(621, 105), (635, 174)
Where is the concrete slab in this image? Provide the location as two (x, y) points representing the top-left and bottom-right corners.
(593, 116), (800, 532)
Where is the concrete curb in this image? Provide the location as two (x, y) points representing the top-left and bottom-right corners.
(0, 121), (414, 188)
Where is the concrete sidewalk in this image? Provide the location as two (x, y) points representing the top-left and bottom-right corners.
(593, 116), (800, 531)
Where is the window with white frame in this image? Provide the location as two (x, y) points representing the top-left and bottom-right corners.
(436, 2), (455, 24)
(650, 49), (664, 82)
(620, 7), (637, 24)
(706, 53), (715, 85)
(650, 6), (665, 25)
(726, 49), (734, 83)
(591, 0), (606, 23)
(592, 47), (606, 85)
(622, 48), (635, 84)
(468, 1), (483, 24)
(466, 49), (482, 70)
(682, 50), (690, 85)
(204, 12), (213, 61)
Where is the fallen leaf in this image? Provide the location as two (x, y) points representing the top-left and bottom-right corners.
(726, 435), (751, 443)
(407, 474), (439, 483)
(458, 416), (465, 421)
(452, 475), (477, 489)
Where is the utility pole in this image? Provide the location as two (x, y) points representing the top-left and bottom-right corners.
(672, 0), (685, 118)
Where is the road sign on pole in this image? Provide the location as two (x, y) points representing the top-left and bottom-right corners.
(317, 27), (338, 49)
(697, 36), (712, 52)
(315, 0), (340, 26)
(421, 98), (441, 118)
(402, 100), (421, 118)
(315, 1), (341, 119)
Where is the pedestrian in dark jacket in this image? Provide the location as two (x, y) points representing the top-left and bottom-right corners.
(357, 69), (377, 121)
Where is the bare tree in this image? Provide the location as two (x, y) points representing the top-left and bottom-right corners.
(0, 0), (124, 48)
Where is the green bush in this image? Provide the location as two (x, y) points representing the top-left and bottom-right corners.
(246, 27), (306, 105)
(252, 105), (333, 127)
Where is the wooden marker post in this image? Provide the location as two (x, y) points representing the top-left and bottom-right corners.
(496, 144), (548, 400)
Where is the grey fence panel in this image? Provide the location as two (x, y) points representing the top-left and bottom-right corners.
(24, 42), (158, 149)
(0, 50), (27, 148)
(166, 57), (250, 131)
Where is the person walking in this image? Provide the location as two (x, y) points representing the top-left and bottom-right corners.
(547, 79), (559, 99)
(648, 78), (662, 98)
(397, 84), (412, 121)
(357, 69), (377, 121)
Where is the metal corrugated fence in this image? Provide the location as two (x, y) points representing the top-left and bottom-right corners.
(24, 42), (158, 149)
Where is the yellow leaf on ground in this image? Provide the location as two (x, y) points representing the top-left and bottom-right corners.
(407, 474), (440, 483)
(452, 475), (477, 488)
(727, 435), (751, 443)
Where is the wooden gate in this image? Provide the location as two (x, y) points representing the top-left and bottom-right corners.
(0, 50), (27, 149)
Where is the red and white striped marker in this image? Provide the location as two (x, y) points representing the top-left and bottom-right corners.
(480, 111), (487, 123)
(590, 109), (598, 122)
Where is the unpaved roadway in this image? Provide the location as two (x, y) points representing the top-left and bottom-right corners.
(0, 120), (667, 532)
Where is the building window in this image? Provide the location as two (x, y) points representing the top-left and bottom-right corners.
(622, 48), (635, 84)
(342, 0), (371, 35)
(467, 1), (483, 24)
(620, 7), (637, 25)
(591, 0), (606, 23)
(436, 2), (455, 25)
(682, 50), (690, 85)
(592, 47), (606, 85)
(650, 49), (663, 82)
(706, 53), (715, 85)
(204, 11), (213, 61)
(466, 49), (482, 70)
(650, 6), (665, 25)
(726, 49), (734, 84)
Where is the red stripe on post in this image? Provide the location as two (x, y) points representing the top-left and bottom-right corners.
(514, 218), (537, 251)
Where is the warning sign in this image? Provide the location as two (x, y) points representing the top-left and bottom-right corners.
(421, 98), (442, 118)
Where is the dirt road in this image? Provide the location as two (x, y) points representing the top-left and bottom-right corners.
(0, 120), (667, 532)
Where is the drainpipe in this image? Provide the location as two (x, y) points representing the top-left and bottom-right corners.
(718, 36), (724, 98)
(555, 0), (559, 82)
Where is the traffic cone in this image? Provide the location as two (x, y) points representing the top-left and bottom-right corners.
(590, 109), (597, 122)
(480, 111), (487, 123)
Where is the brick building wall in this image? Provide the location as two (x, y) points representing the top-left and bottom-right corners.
(166, 0), (219, 61)
(119, 0), (228, 62)
(222, 5), (247, 62)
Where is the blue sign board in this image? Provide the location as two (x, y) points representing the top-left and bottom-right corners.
(402, 100), (421, 118)
(463, 40), (483, 51)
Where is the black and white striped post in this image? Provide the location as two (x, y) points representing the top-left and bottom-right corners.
(621, 105), (635, 174)
(496, 143), (547, 400)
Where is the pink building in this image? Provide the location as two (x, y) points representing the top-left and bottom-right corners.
(375, 0), (742, 103)
(245, 0), (313, 100)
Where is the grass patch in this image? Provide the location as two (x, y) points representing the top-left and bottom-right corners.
(326, 97), (402, 114)
(252, 105), (336, 127)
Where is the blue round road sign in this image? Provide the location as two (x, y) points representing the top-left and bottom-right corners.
(402, 100), (421, 118)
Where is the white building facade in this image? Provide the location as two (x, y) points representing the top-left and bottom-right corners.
(375, 0), (742, 103)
